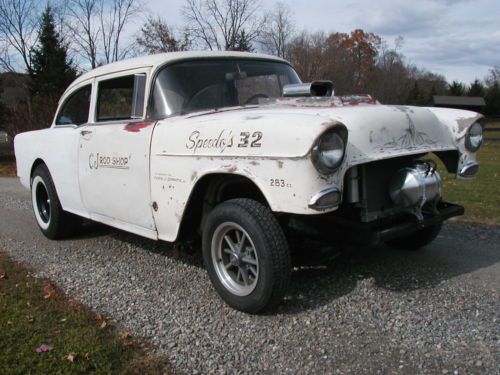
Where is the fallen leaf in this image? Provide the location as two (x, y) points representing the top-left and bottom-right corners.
(120, 332), (132, 340)
(84, 352), (90, 360)
(6, 320), (12, 326)
(43, 283), (56, 299)
(0, 273), (7, 279)
(99, 321), (107, 330)
(35, 344), (53, 353)
(65, 352), (77, 362)
(26, 315), (34, 323)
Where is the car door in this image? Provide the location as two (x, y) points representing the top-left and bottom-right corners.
(48, 81), (94, 217)
(78, 69), (157, 239)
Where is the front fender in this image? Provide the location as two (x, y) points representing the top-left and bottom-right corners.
(426, 107), (484, 178)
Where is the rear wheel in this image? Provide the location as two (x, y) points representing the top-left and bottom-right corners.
(31, 164), (81, 239)
(386, 223), (443, 251)
(202, 199), (291, 313)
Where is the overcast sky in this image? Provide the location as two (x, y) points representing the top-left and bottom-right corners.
(143, 0), (499, 84)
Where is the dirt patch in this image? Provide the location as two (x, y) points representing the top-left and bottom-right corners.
(0, 155), (16, 177)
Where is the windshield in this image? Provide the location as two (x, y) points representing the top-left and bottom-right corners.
(150, 59), (301, 117)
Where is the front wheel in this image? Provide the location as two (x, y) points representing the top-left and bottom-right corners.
(386, 223), (443, 251)
(202, 199), (291, 313)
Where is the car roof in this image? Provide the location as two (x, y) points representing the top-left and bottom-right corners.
(70, 51), (290, 89)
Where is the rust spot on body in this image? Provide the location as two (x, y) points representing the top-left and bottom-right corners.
(124, 121), (154, 132)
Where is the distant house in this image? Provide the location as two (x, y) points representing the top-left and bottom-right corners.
(431, 95), (486, 112)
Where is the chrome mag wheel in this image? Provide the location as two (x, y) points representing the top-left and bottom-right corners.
(211, 221), (259, 296)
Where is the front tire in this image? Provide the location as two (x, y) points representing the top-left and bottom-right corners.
(31, 164), (81, 239)
(202, 199), (291, 313)
(386, 223), (443, 251)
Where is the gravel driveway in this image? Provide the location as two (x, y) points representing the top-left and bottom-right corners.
(0, 176), (498, 374)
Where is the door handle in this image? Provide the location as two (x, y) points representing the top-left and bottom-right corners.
(80, 130), (92, 136)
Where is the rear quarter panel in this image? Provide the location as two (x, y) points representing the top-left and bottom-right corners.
(14, 128), (87, 217)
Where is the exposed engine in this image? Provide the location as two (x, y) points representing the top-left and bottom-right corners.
(388, 161), (441, 220)
(346, 157), (442, 222)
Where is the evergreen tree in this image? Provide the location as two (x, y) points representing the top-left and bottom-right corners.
(485, 82), (500, 116)
(230, 31), (254, 52)
(407, 82), (425, 105)
(448, 81), (466, 96)
(467, 79), (485, 97)
(30, 6), (76, 101)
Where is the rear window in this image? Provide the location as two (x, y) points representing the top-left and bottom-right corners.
(55, 85), (91, 126)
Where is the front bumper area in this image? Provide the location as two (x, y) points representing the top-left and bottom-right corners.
(338, 202), (463, 246)
(299, 201), (464, 246)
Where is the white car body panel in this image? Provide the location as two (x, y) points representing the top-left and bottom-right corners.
(14, 51), (483, 242)
(15, 127), (88, 217)
(78, 121), (157, 239)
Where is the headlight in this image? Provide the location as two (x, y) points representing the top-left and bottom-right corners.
(465, 122), (483, 152)
(311, 128), (347, 174)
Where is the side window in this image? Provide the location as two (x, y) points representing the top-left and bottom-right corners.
(55, 85), (91, 125)
(96, 74), (145, 122)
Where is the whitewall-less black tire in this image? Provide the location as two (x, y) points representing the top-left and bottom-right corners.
(31, 164), (81, 239)
(202, 199), (291, 313)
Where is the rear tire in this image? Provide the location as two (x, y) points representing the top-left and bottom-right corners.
(386, 223), (443, 251)
(202, 198), (291, 313)
(31, 164), (81, 239)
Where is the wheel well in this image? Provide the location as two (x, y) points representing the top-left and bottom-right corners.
(176, 173), (269, 241)
(30, 159), (46, 182)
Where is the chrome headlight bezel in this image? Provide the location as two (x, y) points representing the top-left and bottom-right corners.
(465, 122), (483, 152)
(311, 127), (348, 175)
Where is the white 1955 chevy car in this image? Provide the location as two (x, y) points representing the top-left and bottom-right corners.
(15, 51), (483, 313)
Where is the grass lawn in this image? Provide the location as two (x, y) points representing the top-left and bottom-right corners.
(485, 120), (500, 128)
(437, 141), (499, 225)
(0, 253), (171, 375)
(484, 121), (500, 141)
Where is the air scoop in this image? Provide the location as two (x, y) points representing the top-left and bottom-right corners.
(282, 80), (334, 97)
(388, 161), (442, 221)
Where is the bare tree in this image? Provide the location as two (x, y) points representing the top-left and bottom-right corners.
(183, 0), (264, 51)
(100, 0), (141, 64)
(136, 17), (190, 54)
(259, 2), (293, 58)
(0, 0), (40, 72)
(65, 0), (141, 68)
(66, 0), (100, 69)
(485, 66), (500, 87)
